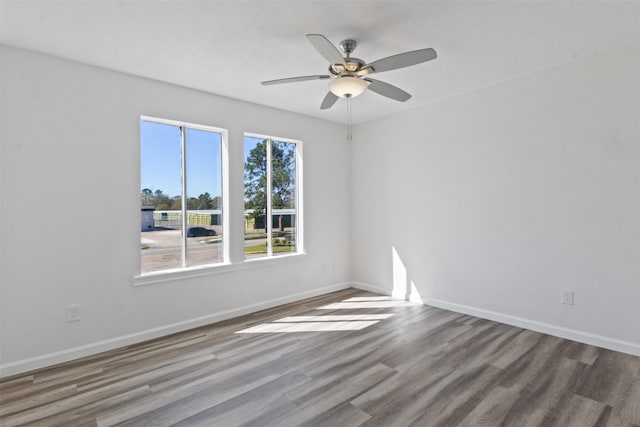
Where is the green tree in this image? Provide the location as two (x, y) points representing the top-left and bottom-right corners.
(141, 188), (153, 205)
(211, 196), (221, 209)
(244, 141), (268, 231)
(196, 192), (213, 209)
(170, 196), (181, 210)
(244, 140), (295, 231)
(141, 188), (174, 208)
(153, 190), (172, 209)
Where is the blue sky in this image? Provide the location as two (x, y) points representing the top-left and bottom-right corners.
(140, 121), (221, 198)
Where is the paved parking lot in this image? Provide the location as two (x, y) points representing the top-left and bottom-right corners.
(140, 229), (268, 273)
(141, 229), (222, 273)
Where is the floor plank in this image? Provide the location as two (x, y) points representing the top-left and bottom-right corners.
(1, 288), (639, 426)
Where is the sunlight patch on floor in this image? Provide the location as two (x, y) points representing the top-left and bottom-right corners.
(317, 300), (420, 309)
(235, 294), (410, 334)
(273, 314), (394, 322)
(236, 320), (379, 333)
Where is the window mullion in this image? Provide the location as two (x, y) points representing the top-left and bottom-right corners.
(295, 142), (302, 254)
(180, 125), (188, 267)
(266, 139), (273, 256)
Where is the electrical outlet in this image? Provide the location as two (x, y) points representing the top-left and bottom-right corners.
(561, 289), (574, 305)
(66, 305), (82, 322)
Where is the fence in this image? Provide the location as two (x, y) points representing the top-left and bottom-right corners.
(153, 211), (221, 229)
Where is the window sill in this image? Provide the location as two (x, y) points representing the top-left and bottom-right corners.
(133, 252), (307, 287)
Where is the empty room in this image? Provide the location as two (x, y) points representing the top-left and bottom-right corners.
(1, 1), (639, 426)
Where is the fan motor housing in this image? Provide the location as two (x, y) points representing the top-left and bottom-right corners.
(330, 57), (367, 76)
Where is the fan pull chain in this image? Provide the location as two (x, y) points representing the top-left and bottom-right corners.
(347, 95), (352, 141)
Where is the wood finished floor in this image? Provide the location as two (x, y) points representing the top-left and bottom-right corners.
(1, 289), (639, 427)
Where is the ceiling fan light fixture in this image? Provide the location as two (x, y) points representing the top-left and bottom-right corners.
(329, 76), (368, 98)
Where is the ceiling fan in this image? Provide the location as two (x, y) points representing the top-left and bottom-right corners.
(261, 34), (438, 110)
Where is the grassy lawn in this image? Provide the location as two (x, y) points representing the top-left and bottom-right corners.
(244, 243), (296, 254)
(244, 231), (296, 254)
(244, 232), (267, 241)
(245, 231), (294, 241)
(202, 236), (223, 244)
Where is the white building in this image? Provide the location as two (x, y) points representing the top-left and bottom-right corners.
(141, 206), (155, 231)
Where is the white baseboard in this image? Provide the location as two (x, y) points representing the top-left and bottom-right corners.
(4, 281), (637, 378)
(0, 282), (352, 378)
(350, 281), (640, 357)
(350, 281), (392, 296)
(349, 282), (422, 303)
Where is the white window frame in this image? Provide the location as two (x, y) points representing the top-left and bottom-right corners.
(134, 123), (305, 286)
(244, 132), (304, 260)
(138, 116), (230, 275)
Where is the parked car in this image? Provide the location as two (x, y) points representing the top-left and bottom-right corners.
(187, 226), (216, 237)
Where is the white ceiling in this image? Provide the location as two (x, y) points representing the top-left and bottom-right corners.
(2, 1), (639, 124)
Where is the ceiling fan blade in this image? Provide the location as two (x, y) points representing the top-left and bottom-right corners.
(320, 92), (339, 110)
(306, 34), (345, 66)
(364, 78), (411, 102)
(362, 48), (437, 75)
(261, 75), (331, 85)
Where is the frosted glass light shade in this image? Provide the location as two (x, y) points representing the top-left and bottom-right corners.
(329, 76), (368, 98)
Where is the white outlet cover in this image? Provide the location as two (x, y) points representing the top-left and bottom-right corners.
(561, 290), (574, 305)
(66, 305), (82, 322)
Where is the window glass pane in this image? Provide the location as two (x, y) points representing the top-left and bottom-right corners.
(185, 128), (223, 267)
(271, 140), (297, 256)
(244, 136), (268, 259)
(140, 121), (182, 273)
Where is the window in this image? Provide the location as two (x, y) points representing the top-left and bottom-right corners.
(244, 134), (302, 260)
(140, 117), (227, 274)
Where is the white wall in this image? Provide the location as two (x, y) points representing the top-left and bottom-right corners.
(2, 40), (639, 378)
(351, 42), (640, 354)
(0, 46), (351, 376)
